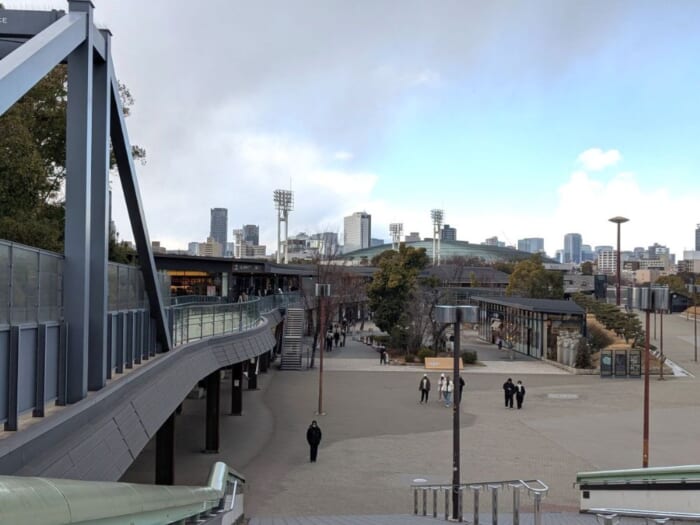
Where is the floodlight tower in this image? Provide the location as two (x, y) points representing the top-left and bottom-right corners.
(431, 209), (444, 266)
(273, 189), (294, 264)
(389, 223), (403, 251)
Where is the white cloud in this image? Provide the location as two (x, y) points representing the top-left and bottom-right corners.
(577, 148), (622, 171)
(333, 151), (353, 161)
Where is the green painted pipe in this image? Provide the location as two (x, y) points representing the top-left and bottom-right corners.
(0, 461), (243, 525)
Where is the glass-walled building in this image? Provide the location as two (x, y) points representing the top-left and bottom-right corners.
(474, 296), (586, 360)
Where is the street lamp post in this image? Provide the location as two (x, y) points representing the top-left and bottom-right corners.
(315, 283), (331, 415)
(435, 304), (479, 521)
(609, 216), (629, 306)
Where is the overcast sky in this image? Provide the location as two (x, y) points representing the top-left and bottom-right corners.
(7, 1), (700, 257)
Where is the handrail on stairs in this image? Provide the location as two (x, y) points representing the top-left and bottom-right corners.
(0, 461), (246, 525)
(412, 478), (548, 524)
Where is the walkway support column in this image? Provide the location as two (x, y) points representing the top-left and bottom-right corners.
(64, 0), (94, 403)
(230, 363), (243, 416)
(260, 351), (269, 373)
(204, 370), (220, 453)
(155, 412), (175, 485)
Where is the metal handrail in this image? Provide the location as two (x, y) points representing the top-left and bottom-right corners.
(589, 507), (700, 522)
(412, 478), (548, 523)
(0, 461), (245, 525)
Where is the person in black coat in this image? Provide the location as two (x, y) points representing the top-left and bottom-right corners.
(515, 380), (526, 409)
(306, 420), (322, 462)
(418, 374), (431, 403)
(503, 377), (515, 409)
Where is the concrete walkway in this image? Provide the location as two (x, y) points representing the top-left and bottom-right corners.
(122, 314), (700, 523)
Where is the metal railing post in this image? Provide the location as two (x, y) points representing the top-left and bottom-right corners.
(511, 483), (521, 525)
(444, 487), (449, 520)
(489, 484), (499, 525)
(432, 488), (438, 518)
(422, 488), (427, 516)
(533, 491), (543, 525)
(470, 485), (481, 525)
(458, 486), (464, 522)
(413, 488), (418, 515)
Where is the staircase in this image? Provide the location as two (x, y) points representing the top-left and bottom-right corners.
(280, 308), (305, 370)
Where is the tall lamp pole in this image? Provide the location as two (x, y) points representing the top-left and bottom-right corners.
(435, 304), (479, 521)
(609, 216), (629, 306)
(694, 275), (697, 363)
(315, 283), (330, 415)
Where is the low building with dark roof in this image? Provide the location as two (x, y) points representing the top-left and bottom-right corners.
(473, 296), (586, 362)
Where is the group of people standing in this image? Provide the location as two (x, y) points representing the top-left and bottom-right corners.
(418, 373), (465, 407)
(324, 321), (347, 351)
(502, 377), (526, 409)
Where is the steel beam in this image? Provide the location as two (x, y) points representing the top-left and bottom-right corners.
(63, 0), (93, 403)
(109, 69), (172, 352)
(0, 12), (85, 115)
(87, 28), (110, 391)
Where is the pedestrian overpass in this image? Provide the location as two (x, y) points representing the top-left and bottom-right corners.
(2, 4), (700, 524)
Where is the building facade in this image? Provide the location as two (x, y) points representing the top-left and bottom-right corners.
(405, 232), (421, 243)
(517, 237), (544, 253)
(242, 224), (259, 246)
(344, 212), (371, 253)
(696, 224), (700, 251)
(563, 233), (582, 264)
(441, 224), (457, 241)
(209, 208), (228, 252)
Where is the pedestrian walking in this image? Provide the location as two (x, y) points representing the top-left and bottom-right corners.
(333, 327), (340, 348)
(458, 376), (466, 404)
(497, 337), (503, 350)
(306, 420), (322, 462)
(503, 377), (515, 408)
(379, 348), (387, 365)
(341, 327), (347, 347)
(438, 374), (446, 401)
(515, 380), (526, 409)
(443, 377), (453, 407)
(419, 374), (431, 403)
(326, 329), (333, 352)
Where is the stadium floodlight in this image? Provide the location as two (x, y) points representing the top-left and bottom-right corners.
(273, 190), (294, 264)
(431, 209), (444, 266)
(389, 223), (403, 251)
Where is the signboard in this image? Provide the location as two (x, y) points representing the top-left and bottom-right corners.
(600, 350), (613, 377)
(424, 357), (464, 370)
(628, 350), (642, 378)
(614, 351), (628, 377)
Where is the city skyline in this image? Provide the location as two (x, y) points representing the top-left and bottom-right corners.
(10, 1), (700, 257)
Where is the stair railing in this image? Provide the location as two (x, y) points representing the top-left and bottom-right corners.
(412, 478), (548, 523)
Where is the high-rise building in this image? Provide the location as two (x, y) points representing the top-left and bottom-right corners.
(210, 208), (228, 252)
(517, 238), (544, 253)
(199, 236), (223, 257)
(310, 232), (339, 256)
(243, 224), (259, 246)
(344, 212), (371, 253)
(563, 233), (582, 264)
(581, 244), (595, 262)
(696, 224), (700, 251)
(484, 236), (505, 247)
(405, 232), (421, 243)
(441, 224), (457, 241)
(187, 242), (199, 256)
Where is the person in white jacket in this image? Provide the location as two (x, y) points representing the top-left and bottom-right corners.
(438, 374), (446, 401)
(442, 376), (453, 407)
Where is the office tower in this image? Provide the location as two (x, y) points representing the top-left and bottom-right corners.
(344, 212), (371, 253)
(405, 232), (421, 243)
(232, 229), (243, 258)
(441, 224), (457, 241)
(563, 233), (582, 264)
(199, 236), (223, 257)
(187, 242), (199, 256)
(696, 224), (700, 251)
(210, 208), (228, 251)
(517, 238), (544, 253)
(243, 224), (259, 246)
(581, 244), (595, 262)
(311, 232), (339, 256)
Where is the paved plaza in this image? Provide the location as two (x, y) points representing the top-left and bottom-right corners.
(123, 314), (700, 523)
